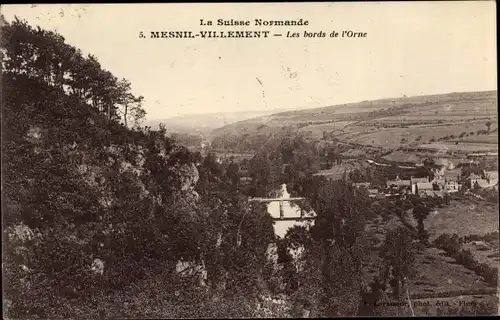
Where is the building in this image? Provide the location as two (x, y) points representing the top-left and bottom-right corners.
(367, 188), (380, 198)
(411, 176), (430, 184)
(467, 170), (498, 189)
(444, 180), (460, 193)
(420, 190), (445, 198)
(386, 175), (411, 187)
(430, 172), (461, 193)
(386, 175), (435, 195)
(485, 171), (499, 183)
(353, 182), (371, 189)
(416, 182), (434, 196)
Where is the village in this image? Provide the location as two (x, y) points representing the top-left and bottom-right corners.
(206, 144), (499, 203)
(350, 154), (499, 200)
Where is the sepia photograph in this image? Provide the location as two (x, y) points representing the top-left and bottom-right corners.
(1, 2), (498, 318)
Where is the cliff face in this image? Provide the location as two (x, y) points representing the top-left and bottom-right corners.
(3, 73), (205, 303)
(177, 162), (200, 195)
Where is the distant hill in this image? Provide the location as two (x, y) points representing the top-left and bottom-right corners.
(143, 109), (293, 136)
(212, 90), (498, 154)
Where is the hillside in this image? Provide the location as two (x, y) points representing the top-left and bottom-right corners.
(144, 109), (293, 135)
(212, 91), (498, 155)
(2, 18), (278, 319)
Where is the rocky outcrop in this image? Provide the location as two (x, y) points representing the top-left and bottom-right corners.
(177, 162), (200, 192)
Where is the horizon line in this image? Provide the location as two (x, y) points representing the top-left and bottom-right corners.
(145, 88), (497, 121)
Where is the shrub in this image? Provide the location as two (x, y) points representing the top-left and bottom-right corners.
(433, 233), (498, 287)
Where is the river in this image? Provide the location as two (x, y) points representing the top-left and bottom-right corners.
(267, 184), (315, 238)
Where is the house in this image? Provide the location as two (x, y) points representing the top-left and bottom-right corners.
(353, 182), (371, 189)
(367, 188), (380, 197)
(467, 170), (498, 189)
(431, 175), (460, 193)
(442, 168), (461, 181)
(386, 178), (412, 195)
(410, 176), (430, 184)
(433, 178), (446, 186)
(484, 171), (499, 183)
(422, 190), (444, 198)
(444, 180), (460, 193)
(239, 176), (252, 184)
(416, 182), (434, 196)
(386, 176), (411, 188)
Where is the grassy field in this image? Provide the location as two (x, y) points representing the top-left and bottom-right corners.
(424, 198), (500, 242)
(412, 247), (491, 293)
(462, 241), (500, 270)
(362, 193), (499, 310)
(212, 90), (497, 155)
(313, 160), (369, 180)
(340, 120), (497, 149)
(297, 121), (354, 139)
(452, 133), (498, 144)
(362, 213), (496, 296)
(418, 142), (498, 152)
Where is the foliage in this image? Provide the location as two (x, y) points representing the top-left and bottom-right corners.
(1, 17), (145, 127)
(379, 227), (417, 299)
(434, 233), (498, 287)
(411, 198), (432, 242)
(284, 177), (371, 317)
(2, 17), (276, 319)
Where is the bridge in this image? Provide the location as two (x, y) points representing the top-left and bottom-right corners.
(248, 197), (316, 221)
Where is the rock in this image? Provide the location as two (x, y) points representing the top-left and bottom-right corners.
(8, 224), (34, 243)
(177, 162), (199, 192)
(91, 258), (104, 275)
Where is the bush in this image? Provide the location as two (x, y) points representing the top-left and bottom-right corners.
(433, 233), (498, 287)
(456, 249), (479, 270)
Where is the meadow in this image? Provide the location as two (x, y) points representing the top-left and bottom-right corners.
(211, 90), (497, 156)
(424, 198), (499, 242)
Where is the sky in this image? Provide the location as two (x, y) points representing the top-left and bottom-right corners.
(2, 2), (497, 120)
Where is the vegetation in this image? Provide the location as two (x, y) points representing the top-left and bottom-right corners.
(2, 17), (276, 319)
(2, 16), (497, 319)
(434, 234), (498, 287)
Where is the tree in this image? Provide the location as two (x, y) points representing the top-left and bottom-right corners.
(226, 161), (240, 187)
(290, 178), (371, 316)
(349, 168), (365, 183)
(412, 200), (431, 242)
(379, 227), (416, 299)
(1, 17), (146, 125)
(115, 78), (146, 128)
(485, 121), (492, 133)
(473, 180), (481, 191)
(2, 16), (278, 319)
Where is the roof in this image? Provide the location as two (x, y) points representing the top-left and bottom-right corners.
(442, 169), (461, 180)
(417, 182), (434, 190)
(420, 190), (444, 198)
(476, 179), (492, 188)
(353, 182), (371, 188)
(411, 177), (429, 183)
(387, 180), (411, 186)
(485, 171), (498, 177)
(434, 178), (445, 185)
(468, 173), (483, 179)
